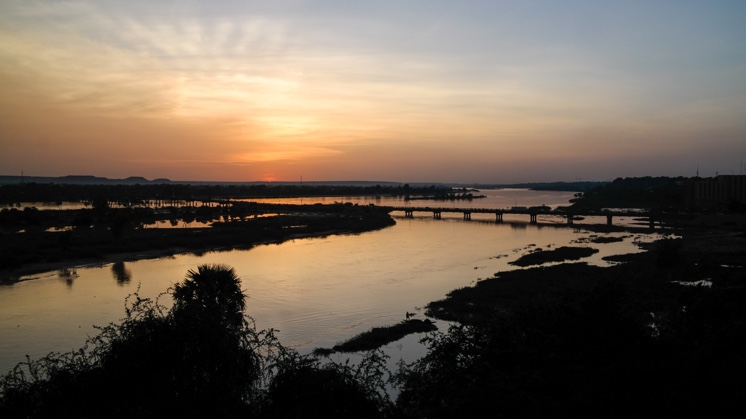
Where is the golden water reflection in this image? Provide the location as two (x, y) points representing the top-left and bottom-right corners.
(0, 190), (664, 376)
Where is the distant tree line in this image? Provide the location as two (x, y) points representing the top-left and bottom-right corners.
(472, 181), (608, 192)
(409, 191), (485, 201)
(0, 183), (451, 206)
(571, 176), (689, 210)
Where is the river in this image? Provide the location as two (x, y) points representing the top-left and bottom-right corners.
(0, 189), (663, 376)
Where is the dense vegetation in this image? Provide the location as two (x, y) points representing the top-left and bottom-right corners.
(570, 176), (688, 209)
(476, 181), (607, 192)
(0, 265), (392, 418)
(397, 277), (746, 417)
(414, 233), (746, 416)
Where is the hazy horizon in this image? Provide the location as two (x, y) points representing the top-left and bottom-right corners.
(1, 1), (745, 183)
(1, 172), (614, 186)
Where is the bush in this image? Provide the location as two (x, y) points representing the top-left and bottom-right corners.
(0, 265), (394, 418)
(1, 266), (269, 417)
(261, 350), (391, 419)
(394, 277), (746, 417)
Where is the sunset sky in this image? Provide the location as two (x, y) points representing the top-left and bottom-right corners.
(1, 1), (744, 183)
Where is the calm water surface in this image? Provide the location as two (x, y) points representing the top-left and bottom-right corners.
(0, 190), (661, 376)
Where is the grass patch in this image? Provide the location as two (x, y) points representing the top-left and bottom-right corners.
(509, 246), (599, 267)
(573, 235), (627, 244)
(588, 236), (625, 244)
(314, 319), (437, 355)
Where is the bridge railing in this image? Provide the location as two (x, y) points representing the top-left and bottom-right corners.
(382, 205), (654, 227)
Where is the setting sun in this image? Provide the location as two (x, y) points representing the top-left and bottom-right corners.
(1, 1), (744, 183)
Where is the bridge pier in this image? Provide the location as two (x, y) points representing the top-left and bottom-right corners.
(388, 206), (641, 227)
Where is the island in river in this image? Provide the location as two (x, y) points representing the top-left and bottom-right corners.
(0, 202), (395, 283)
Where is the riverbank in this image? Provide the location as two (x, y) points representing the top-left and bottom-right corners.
(318, 221), (744, 352)
(314, 319), (438, 355)
(508, 246), (599, 267)
(427, 225), (745, 324)
(393, 225), (746, 417)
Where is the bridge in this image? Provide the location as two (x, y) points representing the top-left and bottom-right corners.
(383, 206), (655, 228)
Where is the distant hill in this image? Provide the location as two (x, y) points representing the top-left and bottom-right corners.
(0, 175), (408, 187)
(0, 175), (172, 185)
(0, 175), (603, 191)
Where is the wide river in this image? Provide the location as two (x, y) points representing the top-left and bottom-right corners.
(0, 189), (663, 376)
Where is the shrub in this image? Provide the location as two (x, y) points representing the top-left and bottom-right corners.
(0, 265), (395, 418)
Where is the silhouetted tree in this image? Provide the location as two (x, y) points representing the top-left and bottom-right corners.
(0, 264), (394, 419)
(0, 265), (271, 418)
(261, 350), (391, 419)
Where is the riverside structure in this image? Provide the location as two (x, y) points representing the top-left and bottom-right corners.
(386, 206), (655, 227)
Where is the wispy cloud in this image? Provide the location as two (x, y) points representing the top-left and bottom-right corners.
(1, 0), (745, 181)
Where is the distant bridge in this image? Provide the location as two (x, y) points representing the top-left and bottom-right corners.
(383, 206), (655, 228)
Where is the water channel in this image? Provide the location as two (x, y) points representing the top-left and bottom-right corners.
(0, 189), (664, 377)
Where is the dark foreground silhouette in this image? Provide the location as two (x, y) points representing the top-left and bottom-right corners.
(3, 230), (746, 418)
(314, 319), (438, 355)
(0, 265), (391, 419)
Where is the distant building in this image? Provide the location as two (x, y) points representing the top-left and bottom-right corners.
(688, 175), (746, 209)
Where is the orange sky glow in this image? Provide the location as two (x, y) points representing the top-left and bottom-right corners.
(1, 1), (745, 183)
